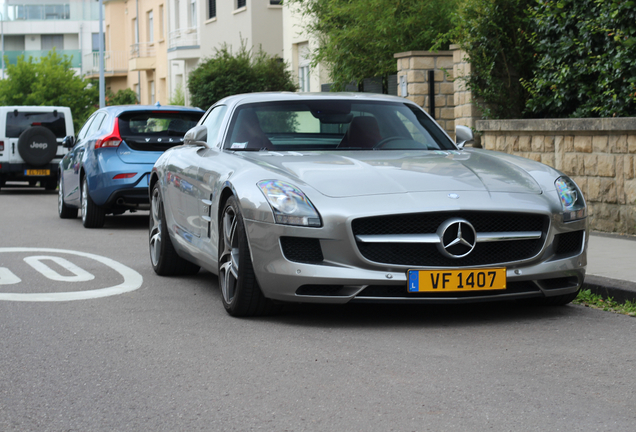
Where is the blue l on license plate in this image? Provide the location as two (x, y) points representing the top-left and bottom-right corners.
(408, 268), (507, 292)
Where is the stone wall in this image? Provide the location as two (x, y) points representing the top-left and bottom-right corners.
(477, 118), (636, 235)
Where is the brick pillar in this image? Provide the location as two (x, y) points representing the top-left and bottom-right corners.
(450, 44), (482, 145)
(394, 50), (455, 137)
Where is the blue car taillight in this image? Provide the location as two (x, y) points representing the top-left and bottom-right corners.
(95, 119), (123, 149)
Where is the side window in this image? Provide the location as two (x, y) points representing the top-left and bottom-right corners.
(76, 115), (97, 140)
(202, 105), (228, 147)
(86, 113), (107, 137)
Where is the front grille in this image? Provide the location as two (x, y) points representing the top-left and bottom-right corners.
(352, 211), (549, 267)
(280, 237), (324, 264)
(356, 281), (540, 298)
(553, 230), (584, 258)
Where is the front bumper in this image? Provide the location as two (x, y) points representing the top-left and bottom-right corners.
(244, 215), (587, 305)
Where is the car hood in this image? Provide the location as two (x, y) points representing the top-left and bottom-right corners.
(242, 150), (543, 198)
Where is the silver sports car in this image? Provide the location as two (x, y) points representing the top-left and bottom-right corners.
(149, 92), (588, 316)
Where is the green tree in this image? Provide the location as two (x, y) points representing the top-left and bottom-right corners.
(286, 0), (459, 91)
(169, 83), (185, 106)
(438, 0), (536, 119)
(523, 0), (636, 118)
(188, 42), (298, 109)
(0, 50), (98, 130)
(106, 88), (138, 106)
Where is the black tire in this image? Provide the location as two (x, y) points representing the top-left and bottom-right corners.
(44, 178), (57, 191)
(218, 196), (281, 317)
(58, 176), (78, 219)
(149, 183), (200, 276)
(17, 126), (58, 167)
(81, 177), (105, 228)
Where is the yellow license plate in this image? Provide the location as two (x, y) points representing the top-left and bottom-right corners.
(408, 268), (507, 292)
(25, 169), (50, 176)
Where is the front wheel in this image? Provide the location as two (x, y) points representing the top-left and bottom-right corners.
(149, 183), (200, 276)
(81, 177), (105, 228)
(218, 196), (280, 317)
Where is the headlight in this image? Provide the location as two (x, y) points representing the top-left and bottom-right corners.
(555, 176), (587, 222)
(258, 180), (322, 227)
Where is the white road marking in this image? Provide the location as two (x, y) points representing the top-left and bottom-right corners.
(0, 267), (21, 285)
(23, 256), (95, 282)
(0, 248), (143, 302)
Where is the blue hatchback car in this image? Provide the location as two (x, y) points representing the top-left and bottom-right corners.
(58, 105), (204, 228)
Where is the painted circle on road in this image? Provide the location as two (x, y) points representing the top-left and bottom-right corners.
(0, 247), (143, 302)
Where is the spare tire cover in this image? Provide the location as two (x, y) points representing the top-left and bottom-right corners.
(17, 126), (59, 167)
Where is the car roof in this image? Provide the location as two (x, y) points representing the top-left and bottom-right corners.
(97, 105), (204, 116)
(214, 92), (412, 107)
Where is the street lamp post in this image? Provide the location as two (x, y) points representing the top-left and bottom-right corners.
(99, 0), (105, 107)
(1, 11), (5, 81)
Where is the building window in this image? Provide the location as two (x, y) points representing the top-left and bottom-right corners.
(148, 10), (154, 43)
(175, 0), (181, 31)
(236, 0), (246, 9)
(189, 0), (197, 27)
(133, 18), (139, 44)
(41, 35), (64, 51)
(208, 0), (216, 19)
(150, 81), (156, 104)
(159, 5), (165, 39)
(298, 43), (310, 92)
(269, 0), (282, 5)
(91, 33), (100, 52)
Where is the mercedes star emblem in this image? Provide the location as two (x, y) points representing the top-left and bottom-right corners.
(436, 218), (477, 259)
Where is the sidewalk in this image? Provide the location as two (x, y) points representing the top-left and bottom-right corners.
(585, 232), (636, 303)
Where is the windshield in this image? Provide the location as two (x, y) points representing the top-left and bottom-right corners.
(5, 111), (67, 138)
(223, 100), (455, 151)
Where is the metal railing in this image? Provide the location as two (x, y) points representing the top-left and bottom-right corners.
(168, 27), (199, 50)
(130, 42), (156, 58)
(83, 51), (128, 76)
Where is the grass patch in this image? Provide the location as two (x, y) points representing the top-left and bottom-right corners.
(574, 289), (636, 317)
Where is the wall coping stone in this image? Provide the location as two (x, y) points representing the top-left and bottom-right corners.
(394, 51), (453, 58)
(477, 118), (636, 133)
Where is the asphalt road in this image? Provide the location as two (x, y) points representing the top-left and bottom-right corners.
(1, 184), (635, 431)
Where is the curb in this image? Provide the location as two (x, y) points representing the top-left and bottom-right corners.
(582, 275), (636, 303)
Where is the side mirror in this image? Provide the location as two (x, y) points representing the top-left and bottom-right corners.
(183, 125), (208, 147)
(62, 135), (75, 148)
(455, 125), (474, 149)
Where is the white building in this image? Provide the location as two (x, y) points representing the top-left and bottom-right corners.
(0, 0), (101, 78)
(166, 0), (285, 106)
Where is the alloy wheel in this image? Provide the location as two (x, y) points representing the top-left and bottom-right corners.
(149, 187), (162, 267)
(219, 205), (240, 305)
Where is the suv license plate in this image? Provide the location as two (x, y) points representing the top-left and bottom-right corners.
(408, 268), (506, 292)
(25, 169), (50, 176)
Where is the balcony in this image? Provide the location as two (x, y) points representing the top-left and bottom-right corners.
(3, 2), (101, 22)
(83, 51), (128, 77)
(168, 27), (199, 50)
(2, 49), (82, 68)
(129, 43), (156, 71)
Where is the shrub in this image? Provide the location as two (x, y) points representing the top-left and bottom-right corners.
(523, 0), (636, 118)
(188, 42), (297, 109)
(106, 88), (138, 105)
(169, 83), (185, 106)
